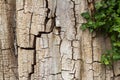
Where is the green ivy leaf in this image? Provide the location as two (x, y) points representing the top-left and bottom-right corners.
(81, 12), (90, 19)
(81, 23), (87, 30)
(113, 41), (120, 47)
(104, 59), (110, 65)
(81, 0), (120, 66)
(95, 2), (103, 9)
(113, 53), (120, 61)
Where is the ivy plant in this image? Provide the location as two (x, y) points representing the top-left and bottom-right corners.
(81, 0), (120, 66)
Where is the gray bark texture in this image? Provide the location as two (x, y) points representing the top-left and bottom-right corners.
(0, 0), (120, 80)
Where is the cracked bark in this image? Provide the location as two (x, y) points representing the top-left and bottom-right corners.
(0, 0), (120, 80)
(0, 0), (18, 80)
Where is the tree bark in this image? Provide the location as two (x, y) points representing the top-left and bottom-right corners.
(0, 0), (18, 80)
(0, 0), (120, 80)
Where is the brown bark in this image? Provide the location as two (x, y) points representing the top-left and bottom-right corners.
(0, 0), (18, 80)
(0, 0), (120, 80)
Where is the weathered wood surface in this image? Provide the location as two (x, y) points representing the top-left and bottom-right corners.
(0, 0), (18, 80)
(0, 0), (120, 80)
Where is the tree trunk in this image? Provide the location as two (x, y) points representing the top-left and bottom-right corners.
(0, 0), (120, 80)
(0, 0), (18, 80)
